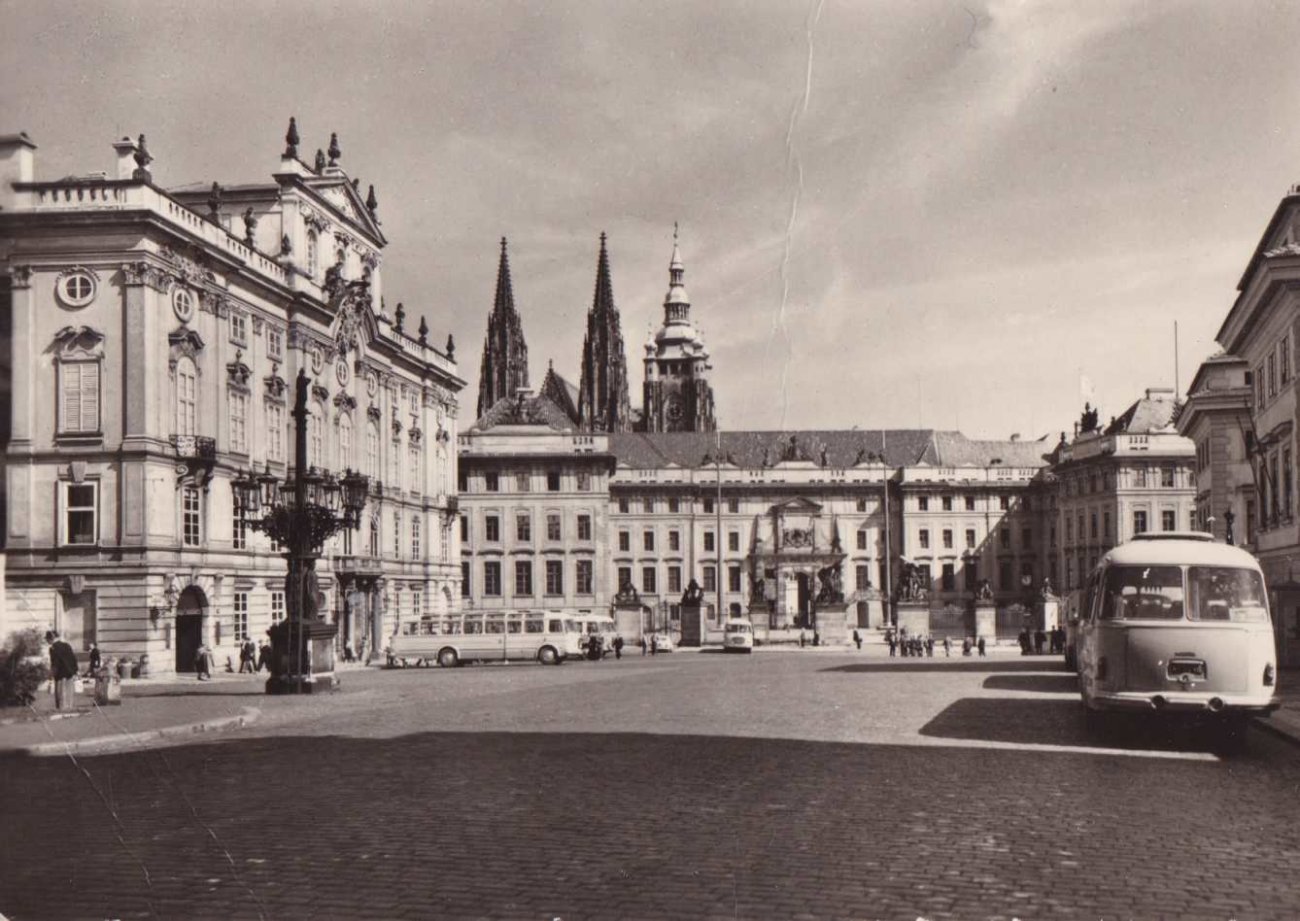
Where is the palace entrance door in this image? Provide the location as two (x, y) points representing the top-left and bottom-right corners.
(175, 586), (207, 672)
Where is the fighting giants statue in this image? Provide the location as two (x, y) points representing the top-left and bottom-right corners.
(897, 561), (929, 602)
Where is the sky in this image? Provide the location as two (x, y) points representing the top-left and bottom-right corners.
(4, 0), (1300, 440)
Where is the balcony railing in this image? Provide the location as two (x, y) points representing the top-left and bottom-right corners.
(171, 435), (217, 459)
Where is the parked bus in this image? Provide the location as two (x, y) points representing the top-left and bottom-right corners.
(1076, 533), (1279, 735)
(723, 618), (755, 653)
(388, 611), (583, 667)
(573, 613), (618, 657)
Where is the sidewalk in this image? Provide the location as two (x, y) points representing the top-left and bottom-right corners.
(1253, 667), (1300, 747)
(0, 672), (264, 756)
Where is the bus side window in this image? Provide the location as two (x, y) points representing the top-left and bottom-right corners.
(506, 618), (522, 634)
(547, 619), (563, 633)
(465, 618), (483, 635)
(525, 619), (543, 634)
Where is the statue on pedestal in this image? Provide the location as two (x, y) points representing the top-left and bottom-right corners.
(681, 578), (705, 606)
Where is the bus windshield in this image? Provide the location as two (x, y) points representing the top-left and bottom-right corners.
(1188, 566), (1269, 622)
(725, 622), (752, 634)
(1100, 565), (1184, 620)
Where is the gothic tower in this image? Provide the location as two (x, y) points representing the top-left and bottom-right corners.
(642, 226), (716, 432)
(476, 237), (530, 419)
(577, 233), (633, 432)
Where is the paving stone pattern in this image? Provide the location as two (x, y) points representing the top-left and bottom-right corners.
(3, 652), (1300, 920)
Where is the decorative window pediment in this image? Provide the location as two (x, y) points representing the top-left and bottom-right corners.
(409, 426), (423, 446)
(367, 404), (382, 422)
(333, 392), (358, 412)
(264, 370), (287, 401)
(227, 350), (252, 391)
(52, 325), (106, 360)
(311, 382), (330, 403)
(167, 327), (205, 370)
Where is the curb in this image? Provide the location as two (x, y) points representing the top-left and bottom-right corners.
(22, 706), (261, 757)
(1253, 715), (1300, 749)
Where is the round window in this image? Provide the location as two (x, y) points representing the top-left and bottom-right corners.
(336, 359), (351, 386)
(56, 270), (96, 308)
(311, 347), (324, 374)
(172, 287), (195, 322)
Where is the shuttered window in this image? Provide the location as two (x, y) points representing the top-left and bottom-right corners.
(59, 361), (100, 434)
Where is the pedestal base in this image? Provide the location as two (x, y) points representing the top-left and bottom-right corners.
(895, 601), (931, 637)
(266, 672), (339, 695)
(974, 604), (997, 642)
(814, 602), (850, 645)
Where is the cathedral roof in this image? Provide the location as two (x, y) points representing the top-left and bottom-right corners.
(1103, 389), (1180, 436)
(540, 364), (580, 424)
(471, 393), (577, 433)
(607, 430), (1049, 471)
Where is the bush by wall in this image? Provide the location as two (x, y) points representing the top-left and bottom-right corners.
(0, 628), (50, 707)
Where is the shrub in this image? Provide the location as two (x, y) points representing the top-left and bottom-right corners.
(0, 628), (51, 707)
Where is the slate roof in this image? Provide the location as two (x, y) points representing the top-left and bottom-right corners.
(607, 430), (1046, 470)
(1104, 393), (1179, 436)
(471, 393), (576, 433)
(539, 366), (580, 424)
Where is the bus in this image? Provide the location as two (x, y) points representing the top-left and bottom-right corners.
(1076, 533), (1279, 733)
(388, 611), (583, 667)
(573, 613), (618, 657)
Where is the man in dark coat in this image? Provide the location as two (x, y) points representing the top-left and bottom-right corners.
(46, 631), (79, 710)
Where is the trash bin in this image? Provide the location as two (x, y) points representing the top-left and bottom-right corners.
(94, 667), (122, 706)
(137, 653), (151, 678)
(117, 658), (133, 679)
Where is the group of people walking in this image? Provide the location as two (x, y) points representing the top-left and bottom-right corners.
(885, 628), (987, 658)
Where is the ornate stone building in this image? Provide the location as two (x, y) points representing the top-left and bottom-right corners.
(577, 234), (633, 433)
(476, 238), (529, 420)
(0, 123), (463, 672)
(1176, 353), (1255, 547)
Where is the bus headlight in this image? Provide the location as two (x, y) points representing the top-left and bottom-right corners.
(1264, 663), (1276, 687)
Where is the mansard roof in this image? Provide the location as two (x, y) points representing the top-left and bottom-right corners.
(1104, 390), (1180, 436)
(606, 429), (1051, 471)
(540, 365), (580, 423)
(471, 393), (576, 433)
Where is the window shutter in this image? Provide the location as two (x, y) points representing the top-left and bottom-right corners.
(61, 363), (81, 432)
(79, 362), (100, 432)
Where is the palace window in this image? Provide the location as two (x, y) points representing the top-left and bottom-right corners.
(576, 560), (594, 595)
(1000, 528), (1010, 549)
(702, 498), (714, 513)
(965, 528), (976, 549)
(918, 529), (930, 550)
(702, 565), (717, 592)
(942, 529), (953, 549)
(546, 560), (564, 596)
(644, 530), (656, 551)
(175, 356), (197, 436)
(483, 561), (501, 597)
(182, 485), (202, 547)
(516, 514), (531, 542)
(618, 530), (630, 552)
(230, 312), (247, 347)
(266, 403), (286, 463)
(266, 326), (283, 361)
(547, 471), (561, 492)
(668, 566), (682, 594)
(576, 472), (591, 492)
(577, 514), (592, 541)
(1133, 510), (1148, 535)
(271, 591), (285, 623)
(60, 481), (98, 546)
(728, 566), (741, 593)
(918, 496), (929, 511)
(644, 497), (655, 513)
(965, 496), (976, 511)
(233, 593), (249, 642)
(857, 529), (868, 551)
(59, 360), (101, 435)
(306, 231), (319, 278)
(1283, 335), (1292, 385)
(233, 500), (247, 551)
(56, 270), (96, 307)
(728, 498), (739, 513)
(668, 497), (679, 513)
(642, 566), (657, 594)
(942, 564), (955, 592)
(728, 531), (740, 552)
(515, 561), (533, 596)
(484, 515), (500, 542)
(856, 565), (871, 591)
(408, 445), (421, 493)
(703, 531), (715, 552)
(339, 414), (353, 470)
(411, 516), (421, 559)
(1161, 509), (1176, 531)
(669, 530), (680, 551)
(547, 514), (562, 541)
(485, 472), (499, 492)
(461, 562), (470, 597)
(365, 420), (378, 477)
(618, 566), (632, 592)
(460, 515), (468, 543)
(229, 391), (248, 454)
(393, 511), (401, 557)
(942, 496), (952, 511)
(1161, 466), (1175, 488)
(515, 473), (530, 492)
(618, 497), (629, 513)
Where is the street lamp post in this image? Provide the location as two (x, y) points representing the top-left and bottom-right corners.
(232, 368), (369, 695)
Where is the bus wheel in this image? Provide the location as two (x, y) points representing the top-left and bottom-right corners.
(437, 648), (459, 669)
(538, 646), (559, 666)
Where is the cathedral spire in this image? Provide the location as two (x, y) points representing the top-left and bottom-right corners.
(663, 221), (690, 321)
(476, 237), (530, 420)
(578, 233), (632, 432)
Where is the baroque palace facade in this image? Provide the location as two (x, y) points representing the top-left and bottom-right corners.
(461, 229), (1198, 642)
(0, 123), (463, 672)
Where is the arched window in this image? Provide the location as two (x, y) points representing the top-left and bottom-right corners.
(306, 231), (319, 278)
(369, 510), (380, 557)
(175, 356), (197, 436)
(338, 413), (353, 471)
(366, 421), (380, 479)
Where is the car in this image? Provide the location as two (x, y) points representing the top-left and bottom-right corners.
(649, 633), (674, 653)
(723, 618), (755, 653)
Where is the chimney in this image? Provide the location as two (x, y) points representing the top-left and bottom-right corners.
(0, 132), (37, 209)
(111, 136), (137, 180)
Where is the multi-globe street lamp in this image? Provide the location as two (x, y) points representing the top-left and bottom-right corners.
(231, 368), (369, 694)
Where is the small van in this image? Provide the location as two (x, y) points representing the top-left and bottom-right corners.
(723, 618), (755, 653)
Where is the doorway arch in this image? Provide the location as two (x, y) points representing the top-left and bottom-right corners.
(175, 585), (208, 672)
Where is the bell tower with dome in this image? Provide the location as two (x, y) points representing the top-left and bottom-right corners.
(641, 225), (716, 433)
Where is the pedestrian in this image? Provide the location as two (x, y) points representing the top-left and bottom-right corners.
(977, 636), (986, 657)
(639, 636), (647, 656)
(813, 631), (821, 647)
(613, 635), (624, 659)
(961, 638), (971, 656)
(87, 642), (102, 676)
(258, 639), (272, 673)
(925, 636), (934, 657)
(46, 631), (79, 710)
(852, 629), (862, 651)
(1018, 629), (1031, 656)
(942, 636), (951, 657)
(1034, 629), (1046, 655)
(888, 634), (897, 657)
(195, 643), (212, 680)
(799, 629), (806, 648)
(238, 639), (254, 674)
(650, 634), (658, 656)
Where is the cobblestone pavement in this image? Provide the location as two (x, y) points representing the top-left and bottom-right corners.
(3, 651), (1300, 920)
